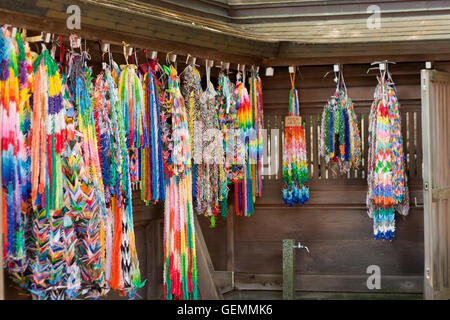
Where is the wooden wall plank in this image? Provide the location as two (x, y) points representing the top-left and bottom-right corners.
(234, 208), (424, 242)
(234, 273), (423, 293)
(234, 239), (424, 275)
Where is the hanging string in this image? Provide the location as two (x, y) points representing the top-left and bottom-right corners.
(282, 68), (309, 206)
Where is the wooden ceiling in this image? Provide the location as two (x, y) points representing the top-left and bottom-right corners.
(1, 0), (450, 66)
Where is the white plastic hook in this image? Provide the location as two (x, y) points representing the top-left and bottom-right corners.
(45, 32), (51, 43)
(167, 52), (177, 63)
(101, 42), (110, 53)
(151, 51), (158, 59)
(126, 46), (133, 58)
(265, 67), (274, 77)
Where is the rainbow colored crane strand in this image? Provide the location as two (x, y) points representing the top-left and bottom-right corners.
(93, 66), (145, 297)
(162, 64), (198, 300)
(249, 71), (264, 200)
(282, 71), (309, 206)
(234, 72), (253, 216)
(367, 78), (409, 241)
(140, 59), (165, 203)
(67, 54), (109, 298)
(28, 48), (67, 299)
(1, 30), (33, 288)
(118, 64), (149, 185)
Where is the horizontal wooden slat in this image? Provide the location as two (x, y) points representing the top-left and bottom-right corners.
(234, 273), (423, 293)
(234, 208), (424, 242)
(257, 181), (424, 205)
(224, 290), (423, 300)
(234, 239), (424, 274)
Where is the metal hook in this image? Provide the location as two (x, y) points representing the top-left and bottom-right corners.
(414, 197), (424, 208)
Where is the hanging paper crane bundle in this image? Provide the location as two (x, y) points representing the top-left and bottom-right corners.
(320, 70), (361, 175)
(118, 64), (149, 185)
(1, 30), (33, 289)
(367, 73), (409, 241)
(216, 70), (237, 218)
(282, 70), (309, 206)
(162, 64), (198, 300)
(140, 59), (165, 204)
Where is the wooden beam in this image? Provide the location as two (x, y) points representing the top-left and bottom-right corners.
(195, 215), (223, 300)
(0, 8), (263, 67)
(263, 54), (450, 67)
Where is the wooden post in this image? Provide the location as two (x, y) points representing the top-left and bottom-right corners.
(194, 215), (223, 300)
(282, 239), (295, 300)
(226, 206), (234, 273)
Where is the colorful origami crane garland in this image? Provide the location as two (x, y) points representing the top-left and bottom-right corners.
(2, 28), (271, 300)
(216, 70), (238, 218)
(162, 64), (198, 300)
(184, 63), (225, 227)
(249, 71), (264, 203)
(233, 71), (264, 216)
(367, 72), (409, 241)
(1, 29), (33, 290)
(93, 64), (145, 297)
(282, 69), (309, 206)
(118, 63), (149, 185)
(139, 59), (165, 204)
(1, 30), (147, 299)
(320, 70), (361, 175)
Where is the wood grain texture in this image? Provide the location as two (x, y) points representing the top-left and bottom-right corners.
(235, 273), (423, 293)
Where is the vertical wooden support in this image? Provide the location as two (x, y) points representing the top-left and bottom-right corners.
(421, 69), (450, 300)
(194, 215), (223, 300)
(282, 239), (295, 300)
(226, 206), (235, 271)
(146, 218), (163, 299)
